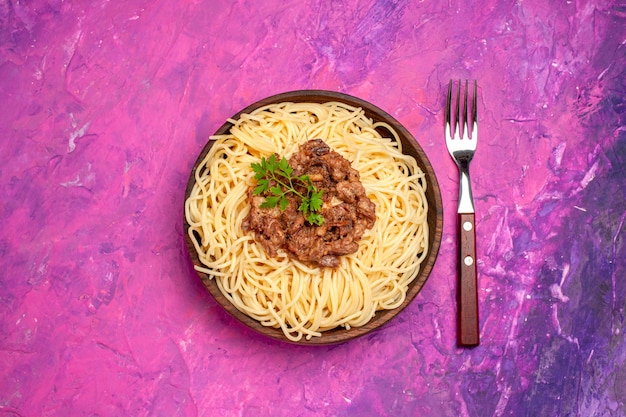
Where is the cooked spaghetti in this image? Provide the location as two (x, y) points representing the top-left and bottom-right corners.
(185, 101), (429, 342)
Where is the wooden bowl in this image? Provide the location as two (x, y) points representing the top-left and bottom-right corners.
(184, 90), (443, 345)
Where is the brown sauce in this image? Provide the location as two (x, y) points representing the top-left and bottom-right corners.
(242, 139), (376, 268)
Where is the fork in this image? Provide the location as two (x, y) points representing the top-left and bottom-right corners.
(445, 79), (479, 346)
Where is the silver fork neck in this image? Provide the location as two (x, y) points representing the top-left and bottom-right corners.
(457, 162), (475, 214)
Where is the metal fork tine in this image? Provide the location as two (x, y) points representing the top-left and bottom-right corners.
(445, 80), (453, 134)
(454, 79), (461, 139)
(471, 80), (478, 140)
(459, 80), (469, 139)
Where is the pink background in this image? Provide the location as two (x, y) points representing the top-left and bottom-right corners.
(2, 0), (625, 416)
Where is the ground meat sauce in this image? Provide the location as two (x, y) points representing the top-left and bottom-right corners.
(242, 139), (376, 268)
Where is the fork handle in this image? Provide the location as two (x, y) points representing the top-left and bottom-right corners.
(458, 212), (479, 346)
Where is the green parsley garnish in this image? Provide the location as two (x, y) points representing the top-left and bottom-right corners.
(251, 154), (324, 226)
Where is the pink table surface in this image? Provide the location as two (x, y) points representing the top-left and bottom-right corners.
(2, 0), (625, 416)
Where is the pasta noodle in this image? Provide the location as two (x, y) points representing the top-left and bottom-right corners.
(185, 101), (429, 342)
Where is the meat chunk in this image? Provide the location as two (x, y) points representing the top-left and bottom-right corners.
(336, 181), (365, 204)
(242, 195), (285, 257)
(286, 227), (325, 263)
(300, 138), (330, 156)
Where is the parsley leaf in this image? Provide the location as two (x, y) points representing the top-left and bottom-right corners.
(251, 155), (324, 225)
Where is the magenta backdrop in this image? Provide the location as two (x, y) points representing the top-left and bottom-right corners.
(1, 0), (625, 416)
